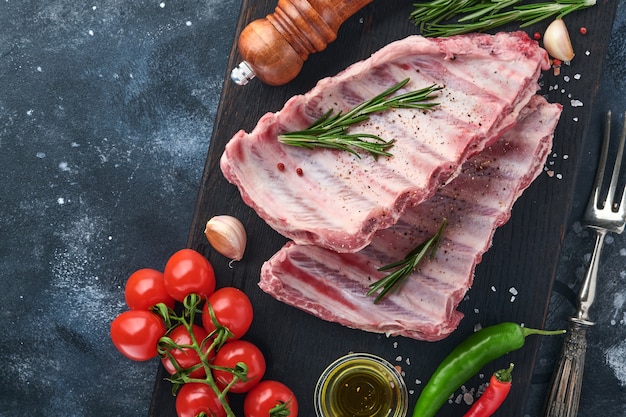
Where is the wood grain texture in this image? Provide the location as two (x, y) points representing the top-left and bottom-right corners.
(237, 0), (373, 85)
(149, 1), (619, 416)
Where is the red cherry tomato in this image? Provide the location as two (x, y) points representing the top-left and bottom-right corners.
(110, 310), (166, 361)
(124, 268), (175, 310)
(164, 249), (216, 302)
(175, 382), (227, 417)
(244, 380), (299, 417)
(212, 340), (266, 394)
(161, 324), (211, 377)
(202, 287), (253, 340)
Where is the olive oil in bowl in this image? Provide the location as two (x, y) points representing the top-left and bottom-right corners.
(315, 353), (408, 417)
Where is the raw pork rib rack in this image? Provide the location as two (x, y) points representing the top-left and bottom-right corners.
(221, 32), (562, 341)
(221, 31), (551, 253)
(260, 95), (561, 341)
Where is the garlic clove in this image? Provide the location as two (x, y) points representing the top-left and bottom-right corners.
(543, 18), (575, 62)
(204, 215), (247, 262)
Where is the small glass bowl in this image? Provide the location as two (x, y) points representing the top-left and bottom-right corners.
(314, 352), (408, 417)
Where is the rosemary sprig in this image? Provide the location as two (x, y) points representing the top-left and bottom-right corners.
(410, 0), (596, 37)
(367, 218), (447, 304)
(278, 79), (442, 159)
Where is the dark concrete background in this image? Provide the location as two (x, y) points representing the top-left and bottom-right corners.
(1, 1), (624, 416)
(1, 1), (239, 415)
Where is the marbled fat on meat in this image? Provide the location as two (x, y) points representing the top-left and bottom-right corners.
(259, 96), (562, 341)
(220, 32), (550, 253)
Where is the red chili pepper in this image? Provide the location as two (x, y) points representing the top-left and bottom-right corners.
(463, 363), (514, 417)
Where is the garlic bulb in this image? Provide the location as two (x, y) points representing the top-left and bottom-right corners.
(543, 18), (575, 62)
(204, 215), (246, 261)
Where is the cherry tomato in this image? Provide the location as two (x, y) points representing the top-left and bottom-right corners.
(110, 310), (166, 361)
(124, 268), (175, 310)
(212, 340), (266, 394)
(161, 324), (211, 377)
(202, 287), (253, 340)
(244, 380), (299, 417)
(175, 382), (227, 417)
(164, 249), (216, 302)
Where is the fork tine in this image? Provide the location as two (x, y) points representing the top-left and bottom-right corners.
(607, 111), (626, 211)
(592, 111), (612, 210)
(616, 112), (626, 215)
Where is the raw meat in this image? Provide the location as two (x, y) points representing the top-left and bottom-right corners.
(221, 31), (550, 253)
(259, 95), (562, 341)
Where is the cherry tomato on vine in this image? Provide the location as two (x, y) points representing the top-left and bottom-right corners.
(244, 380), (299, 417)
(110, 310), (166, 361)
(175, 382), (227, 417)
(164, 248), (215, 302)
(160, 324), (211, 378)
(124, 268), (175, 310)
(212, 340), (266, 394)
(202, 287), (253, 340)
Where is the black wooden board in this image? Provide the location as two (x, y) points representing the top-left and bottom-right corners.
(149, 1), (619, 416)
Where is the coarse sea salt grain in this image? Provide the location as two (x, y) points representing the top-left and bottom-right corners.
(571, 99), (584, 107)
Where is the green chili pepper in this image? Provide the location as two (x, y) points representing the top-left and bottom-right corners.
(412, 322), (565, 417)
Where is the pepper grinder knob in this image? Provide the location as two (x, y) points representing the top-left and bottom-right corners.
(232, 0), (373, 86)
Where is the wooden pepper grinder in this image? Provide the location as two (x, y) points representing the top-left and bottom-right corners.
(231, 0), (373, 86)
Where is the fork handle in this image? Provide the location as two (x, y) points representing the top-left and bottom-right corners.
(576, 228), (606, 322)
(544, 319), (591, 417)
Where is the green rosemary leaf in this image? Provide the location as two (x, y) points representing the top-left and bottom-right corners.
(410, 0), (596, 37)
(278, 79), (442, 160)
(367, 219), (447, 304)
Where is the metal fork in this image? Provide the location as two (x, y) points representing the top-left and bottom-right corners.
(544, 110), (626, 417)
